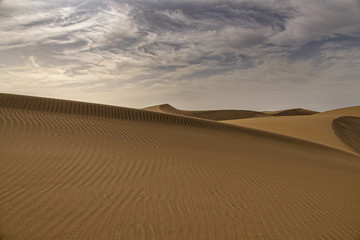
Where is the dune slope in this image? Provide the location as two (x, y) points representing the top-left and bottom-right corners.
(224, 116), (357, 154)
(224, 106), (360, 154)
(319, 105), (360, 117)
(1, 93), (360, 240)
(333, 116), (360, 154)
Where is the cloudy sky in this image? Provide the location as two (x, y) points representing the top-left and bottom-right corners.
(0, 0), (359, 111)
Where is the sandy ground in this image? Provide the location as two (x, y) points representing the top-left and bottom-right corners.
(1, 93), (359, 239)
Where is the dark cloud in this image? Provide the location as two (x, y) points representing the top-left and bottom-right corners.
(239, 54), (256, 69)
(288, 34), (360, 62)
(153, 64), (187, 72)
(187, 52), (240, 67)
(22, 18), (54, 28)
(125, 1), (292, 33)
(182, 66), (233, 80)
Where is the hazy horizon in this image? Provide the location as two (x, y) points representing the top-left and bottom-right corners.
(1, 0), (359, 111)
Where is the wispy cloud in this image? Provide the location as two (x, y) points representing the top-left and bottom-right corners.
(0, 0), (359, 110)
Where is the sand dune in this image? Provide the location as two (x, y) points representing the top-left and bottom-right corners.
(144, 104), (271, 120)
(263, 108), (318, 116)
(144, 104), (317, 121)
(1, 93), (360, 239)
(223, 106), (360, 154)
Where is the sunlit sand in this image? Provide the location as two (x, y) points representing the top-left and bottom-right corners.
(1, 93), (359, 239)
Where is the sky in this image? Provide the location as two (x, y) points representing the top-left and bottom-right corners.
(0, 0), (359, 111)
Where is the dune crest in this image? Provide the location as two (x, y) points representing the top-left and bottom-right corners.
(1, 93), (360, 239)
(318, 105), (360, 116)
(0, 94), (231, 130)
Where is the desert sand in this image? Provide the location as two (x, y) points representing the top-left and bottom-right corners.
(0, 93), (359, 239)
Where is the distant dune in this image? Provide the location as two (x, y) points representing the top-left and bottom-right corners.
(263, 108), (318, 116)
(143, 104), (270, 120)
(1, 93), (359, 240)
(143, 104), (317, 121)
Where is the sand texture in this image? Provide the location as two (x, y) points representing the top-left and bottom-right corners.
(333, 116), (360, 154)
(1, 93), (360, 239)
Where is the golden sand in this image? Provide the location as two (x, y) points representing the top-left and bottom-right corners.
(0, 93), (359, 239)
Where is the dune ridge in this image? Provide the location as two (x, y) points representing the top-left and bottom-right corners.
(0, 94), (232, 130)
(1, 93), (360, 239)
